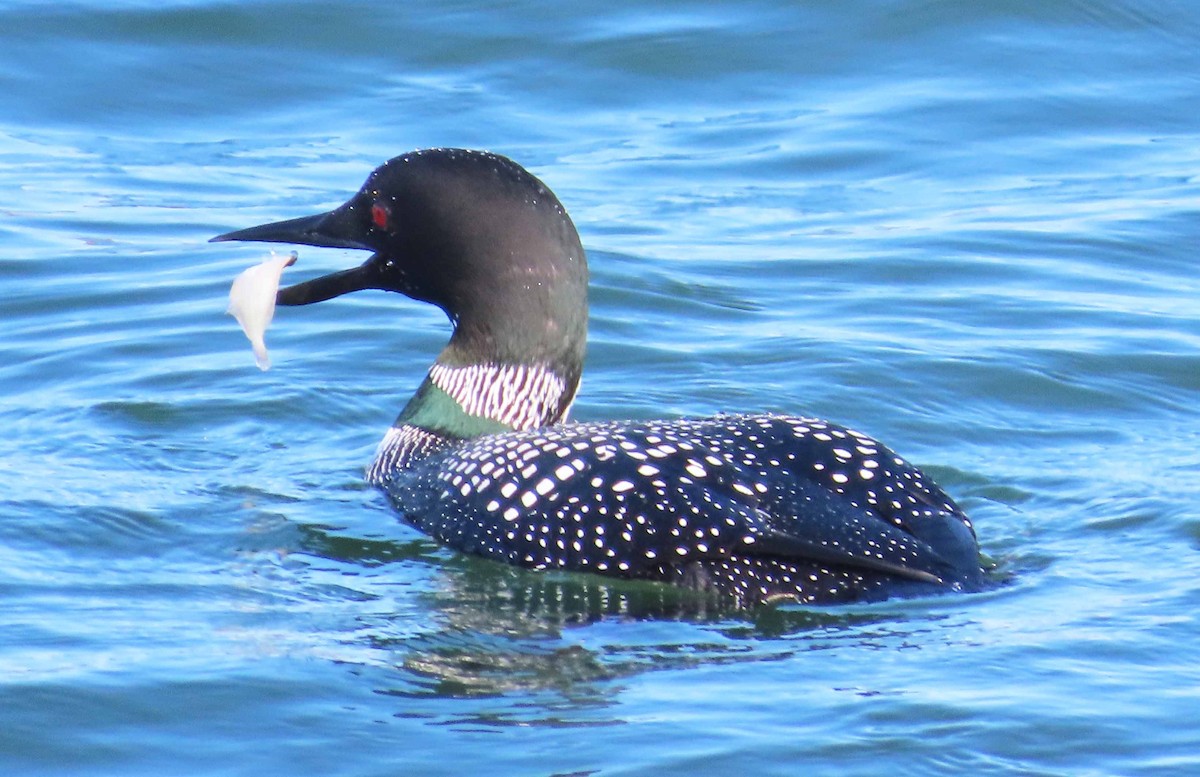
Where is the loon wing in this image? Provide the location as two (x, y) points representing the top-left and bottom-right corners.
(748, 510), (951, 586)
(663, 472), (956, 585)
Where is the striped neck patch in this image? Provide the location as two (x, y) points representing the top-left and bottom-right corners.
(429, 362), (568, 431)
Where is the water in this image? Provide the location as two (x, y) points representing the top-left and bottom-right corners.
(3, 1), (1199, 774)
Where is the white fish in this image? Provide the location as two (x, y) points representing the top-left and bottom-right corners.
(227, 251), (297, 370)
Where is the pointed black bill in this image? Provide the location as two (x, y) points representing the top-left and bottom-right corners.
(210, 207), (371, 251)
(212, 207), (382, 306)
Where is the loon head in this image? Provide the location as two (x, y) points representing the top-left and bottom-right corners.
(212, 148), (589, 435)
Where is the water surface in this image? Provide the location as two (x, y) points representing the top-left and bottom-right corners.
(2, 1), (1199, 775)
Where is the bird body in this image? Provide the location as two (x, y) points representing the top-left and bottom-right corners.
(212, 148), (983, 607)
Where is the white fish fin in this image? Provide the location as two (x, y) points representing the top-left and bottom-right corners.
(227, 250), (297, 370)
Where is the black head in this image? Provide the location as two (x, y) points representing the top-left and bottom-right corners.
(212, 148), (589, 373)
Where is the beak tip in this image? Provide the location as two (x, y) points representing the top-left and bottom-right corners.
(210, 225), (254, 243)
(206, 211), (371, 251)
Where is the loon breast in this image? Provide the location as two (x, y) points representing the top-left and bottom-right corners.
(376, 413), (983, 606)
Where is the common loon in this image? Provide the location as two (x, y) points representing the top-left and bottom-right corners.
(212, 147), (983, 607)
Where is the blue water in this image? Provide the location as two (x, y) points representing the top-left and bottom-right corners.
(3, 1), (1199, 774)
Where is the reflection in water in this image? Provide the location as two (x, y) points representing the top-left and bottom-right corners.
(294, 523), (968, 724)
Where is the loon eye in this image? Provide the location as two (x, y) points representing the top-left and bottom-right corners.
(371, 202), (390, 230)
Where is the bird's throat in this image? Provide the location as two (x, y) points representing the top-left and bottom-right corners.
(395, 359), (576, 445)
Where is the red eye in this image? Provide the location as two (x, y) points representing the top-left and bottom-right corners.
(371, 202), (389, 230)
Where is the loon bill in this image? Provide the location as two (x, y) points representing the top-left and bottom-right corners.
(211, 147), (984, 607)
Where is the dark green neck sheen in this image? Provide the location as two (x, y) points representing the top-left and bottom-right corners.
(396, 377), (514, 440)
